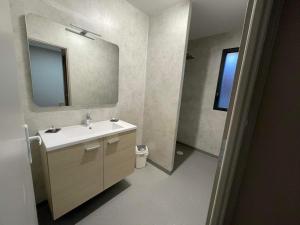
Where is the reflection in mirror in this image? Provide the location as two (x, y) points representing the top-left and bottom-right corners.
(29, 41), (69, 107)
(25, 14), (119, 107)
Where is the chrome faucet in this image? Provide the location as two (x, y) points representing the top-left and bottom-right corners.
(84, 112), (92, 128)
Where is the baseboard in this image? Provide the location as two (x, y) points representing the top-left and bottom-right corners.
(146, 143), (218, 175)
(176, 141), (219, 159)
(147, 159), (173, 175)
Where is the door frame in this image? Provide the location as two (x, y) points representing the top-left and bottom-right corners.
(206, 0), (284, 224)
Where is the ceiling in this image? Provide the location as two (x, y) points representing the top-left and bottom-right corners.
(127, 0), (182, 15)
(127, 0), (248, 40)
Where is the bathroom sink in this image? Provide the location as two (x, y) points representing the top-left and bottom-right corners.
(62, 126), (94, 139)
(62, 121), (123, 139)
(91, 121), (123, 133)
(39, 120), (136, 151)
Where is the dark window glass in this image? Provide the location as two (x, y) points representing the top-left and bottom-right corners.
(214, 48), (239, 111)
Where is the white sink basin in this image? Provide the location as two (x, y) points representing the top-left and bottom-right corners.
(39, 120), (136, 151)
(62, 121), (123, 139)
(62, 126), (94, 138)
(91, 121), (123, 133)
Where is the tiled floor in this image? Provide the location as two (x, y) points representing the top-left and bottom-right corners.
(37, 148), (218, 225)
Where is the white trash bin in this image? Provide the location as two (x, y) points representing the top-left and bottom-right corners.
(135, 145), (149, 168)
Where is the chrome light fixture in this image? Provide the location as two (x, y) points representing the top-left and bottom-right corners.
(65, 24), (102, 40)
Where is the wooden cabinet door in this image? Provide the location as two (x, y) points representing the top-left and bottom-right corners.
(47, 139), (103, 219)
(104, 131), (136, 189)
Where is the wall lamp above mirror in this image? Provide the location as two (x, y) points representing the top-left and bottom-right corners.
(25, 14), (119, 108)
(65, 24), (102, 40)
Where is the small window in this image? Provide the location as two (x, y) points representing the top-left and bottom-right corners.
(214, 47), (239, 111)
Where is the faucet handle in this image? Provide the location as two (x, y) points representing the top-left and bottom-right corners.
(110, 117), (119, 122)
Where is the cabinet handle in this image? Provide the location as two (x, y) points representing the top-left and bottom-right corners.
(107, 137), (120, 144)
(85, 145), (101, 152)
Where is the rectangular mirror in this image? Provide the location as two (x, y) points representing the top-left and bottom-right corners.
(25, 14), (119, 107)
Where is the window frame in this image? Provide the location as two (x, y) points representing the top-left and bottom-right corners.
(213, 47), (239, 111)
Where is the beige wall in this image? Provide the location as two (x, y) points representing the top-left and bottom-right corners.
(177, 31), (242, 156)
(143, 1), (191, 172)
(9, 0), (149, 203)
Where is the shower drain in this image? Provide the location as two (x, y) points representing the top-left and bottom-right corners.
(176, 150), (184, 156)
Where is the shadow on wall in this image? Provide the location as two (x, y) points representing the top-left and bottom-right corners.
(177, 45), (210, 148)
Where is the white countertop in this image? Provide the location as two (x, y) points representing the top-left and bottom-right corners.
(39, 120), (136, 151)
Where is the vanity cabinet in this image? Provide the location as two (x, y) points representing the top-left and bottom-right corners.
(40, 130), (136, 220)
(104, 131), (136, 189)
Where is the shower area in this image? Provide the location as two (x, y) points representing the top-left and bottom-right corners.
(174, 31), (242, 170)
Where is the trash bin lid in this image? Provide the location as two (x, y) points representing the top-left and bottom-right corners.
(136, 145), (148, 155)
